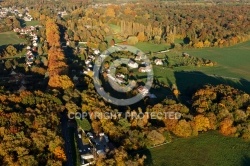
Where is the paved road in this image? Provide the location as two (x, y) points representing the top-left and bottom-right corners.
(61, 112), (76, 166)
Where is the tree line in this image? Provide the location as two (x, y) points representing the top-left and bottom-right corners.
(45, 18), (74, 90)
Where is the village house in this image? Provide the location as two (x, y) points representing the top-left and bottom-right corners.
(135, 52), (147, 61)
(77, 127), (110, 166)
(88, 55), (95, 61)
(8, 72), (24, 83)
(77, 131), (94, 166)
(18, 85), (27, 92)
(115, 77), (125, 85)
(116, 73), (125, 79)
(182, 52), (190, 57)
(154, 59), (163, 65)
(85, 59), (91, 65)
(137, 86), (149, 96)
(58, 11), (68, 17)
(138, 66), (152, 72)
(128, 60), (138, 68)
(93, 49), (100, 55)
(23, 16), (33, 21)
(100, 54), (107, 59)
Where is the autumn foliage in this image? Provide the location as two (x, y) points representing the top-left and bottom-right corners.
(53, 146), (67, 161)
(48, 75), (74, 90)
(219, 118), (237, 136)
(46, 19), (60, 47)
(0, 90), (65, 165)
(45, 19), (73, 90)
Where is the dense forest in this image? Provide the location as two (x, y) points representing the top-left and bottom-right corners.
(0, 90), (66, 165)
(1, 0), (249, 48)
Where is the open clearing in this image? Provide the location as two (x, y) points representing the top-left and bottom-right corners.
(144, 40), (250, 94)
(135, 42), (169, 53)
(0, 31), (25, 46)
(144, 131), (250, 166)
(109, 24), (121, 34)
(25, 20), (40, 26)
(185, 41), (250, 80)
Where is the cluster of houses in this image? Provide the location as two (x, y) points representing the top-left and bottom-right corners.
(82, 46), (162, 98)
(13, 26), (40, 67)
(8, 71), (28, 92)
(0, 6), (33, 21)
(77, 129), (110, 166)
(0, 7), (8, 18)
(83, 49), (100, 75)
(13, 25), (39, 37)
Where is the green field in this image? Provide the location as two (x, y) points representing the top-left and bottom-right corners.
(25, 20), (40, 26)
(143, 131), (250, 166)
(109, 24), (121, 34)
(135, 42), (170, 53)
(139, 40), (250, 94)
(0, 31), (26, 46)
(185, 41), (250, 80)
(100, 40), (250, 95)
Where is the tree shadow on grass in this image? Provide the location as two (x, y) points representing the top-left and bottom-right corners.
(17, 18), (26, 28)
(241, 155), (250, 166)
(174, 71), (250, 97)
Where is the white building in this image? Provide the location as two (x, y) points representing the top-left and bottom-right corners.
(154, 59), (163, 65)
(23, 16), (32, 21)
(138, 66), (152, 72)
(85, 59), (91, 65)
(116, 73), (125, 79)
(81, 154), (94, 160)
(93, 49), (100, 55)
(128, 60), (138, 68)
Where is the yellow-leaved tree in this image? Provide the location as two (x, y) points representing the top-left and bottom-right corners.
(194, 114), (211, 132)
(48, 75), (74, 90)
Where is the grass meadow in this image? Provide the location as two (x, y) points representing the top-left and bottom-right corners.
(0, 31), (25, 46)
(185, 41), (250, 80)
(143, 131), (250, 166)
(142, 40), (250, 94)
(135, 42), (169, 53)
(25, 20), (40, 26)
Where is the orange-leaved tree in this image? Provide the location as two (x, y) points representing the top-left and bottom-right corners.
(48, 75), (74, 90)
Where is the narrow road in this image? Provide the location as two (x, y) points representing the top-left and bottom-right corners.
(61, 112), (76, 166)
